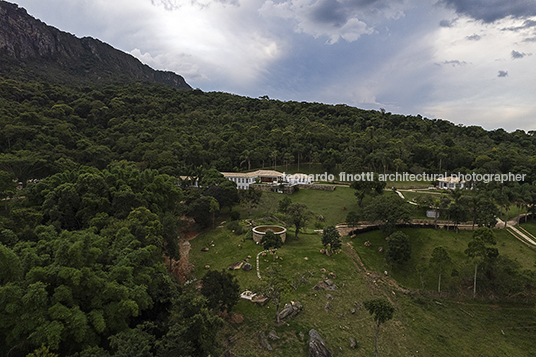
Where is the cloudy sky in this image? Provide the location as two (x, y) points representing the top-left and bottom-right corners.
(12, 0), (536, 132)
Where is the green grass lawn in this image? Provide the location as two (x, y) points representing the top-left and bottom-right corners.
(188, 188), (536, 356)
(189, 223), (536, 357)
(241, 187), (362, 227)
(519, 218), (536, 238)
(351, 227), (536, 291)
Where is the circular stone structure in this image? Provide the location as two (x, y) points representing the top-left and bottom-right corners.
(252, 225), (287, 244)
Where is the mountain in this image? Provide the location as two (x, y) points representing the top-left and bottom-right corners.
(0, 1), (191, 90)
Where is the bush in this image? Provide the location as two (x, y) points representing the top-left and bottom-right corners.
(230, 210), (240, 221)
(226, 220), (244, 235)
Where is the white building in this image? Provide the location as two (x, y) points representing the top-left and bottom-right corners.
(438, 176), (466, 190)
(221, 170), (285, 190)
(221, 170), (313, 190)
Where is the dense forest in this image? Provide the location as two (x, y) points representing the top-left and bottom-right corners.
(1, 76), (536, 356)
(1, 77), (535, 183)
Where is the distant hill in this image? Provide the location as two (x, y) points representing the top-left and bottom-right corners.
(0, 1), (192, 90)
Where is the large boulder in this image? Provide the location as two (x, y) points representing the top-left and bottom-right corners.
(308, 329), (332, 357)
(278, 301), (303, 321)
(242, 262), (252, 271)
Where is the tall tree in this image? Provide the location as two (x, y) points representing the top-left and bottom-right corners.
(345, 210), (359, 228)
(239, 187), (262, 215)
(260, 265), (290, 324)
(321, 225), (342, 254)
(364, 194), (412, 235)
(464, 227), (498, 298)
(200, 270), (240, 313)
(286, 203), (313, 240)
(385, 231), (412, 265)
(363, 298), (395, 357)
(429, 246), (452, 295)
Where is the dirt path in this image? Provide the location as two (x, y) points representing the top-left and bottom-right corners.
(169, 230), (198, 283)
(342, 242), (410, 300)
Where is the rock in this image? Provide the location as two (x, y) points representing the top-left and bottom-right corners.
(350, 308), (355, 314)
(304, 257), (309, 260)
(325, 249), (331, 257)
(201, 247), (209, 252)
(242, 262), (252, 271)
(228, 261), (243, 270)
(325, 285), (337, 291)
(308, 329), (332, 357)
(320, 268), (326, 273)
(350, 337), (356, 349)
(378, 246), (383, 252)
(262, 253), (267, 257)
(252, 295), (268, 306)
(278, 301), (303, 320)
(324, 302), (332, 311)
(329, 272), (336, 279)
(259, 331), (272, 351)
(204, 265), (210, 269)
(322, 274), (328, 280)
(354, 302), (361, 310)
(326, 294), (333, 300)
(268, 330), (280, 340)
(248, 255), (252, 258)
(320, 249), (325, 254)
(299, 331), (305, 341)
(325, 280), (333, 286)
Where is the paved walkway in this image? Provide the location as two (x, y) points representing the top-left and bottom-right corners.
(497, 217), (536, 248)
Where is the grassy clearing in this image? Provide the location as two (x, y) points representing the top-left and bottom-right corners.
(188, 188), (536, 356)
(189, 223), (536, 356)
(351, 227), (536, 291)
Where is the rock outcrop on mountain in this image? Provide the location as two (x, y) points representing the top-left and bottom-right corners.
(0, 1), (192, 90)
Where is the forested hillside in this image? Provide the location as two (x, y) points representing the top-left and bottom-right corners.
(1, 78), (535, 183)
(1, 76), (536, 356)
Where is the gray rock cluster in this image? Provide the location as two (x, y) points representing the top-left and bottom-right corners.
(308, 329), (332, 357)
(278, 301), (303, 321)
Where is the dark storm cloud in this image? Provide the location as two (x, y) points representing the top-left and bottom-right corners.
(439, 18), (457, 27)
(310, 0), (347, 26)
(309, 0), (403, 27)
(440, 0), (536, 23)
(511, 50), (532, 59)
(498, 70), (509, 77)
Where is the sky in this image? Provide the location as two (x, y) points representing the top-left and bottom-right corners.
(11, 0), (536, 132)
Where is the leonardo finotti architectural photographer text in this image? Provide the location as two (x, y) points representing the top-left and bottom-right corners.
(286, 172), (527, 183)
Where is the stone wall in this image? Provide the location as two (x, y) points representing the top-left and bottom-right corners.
(297, 184), (336, 191)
